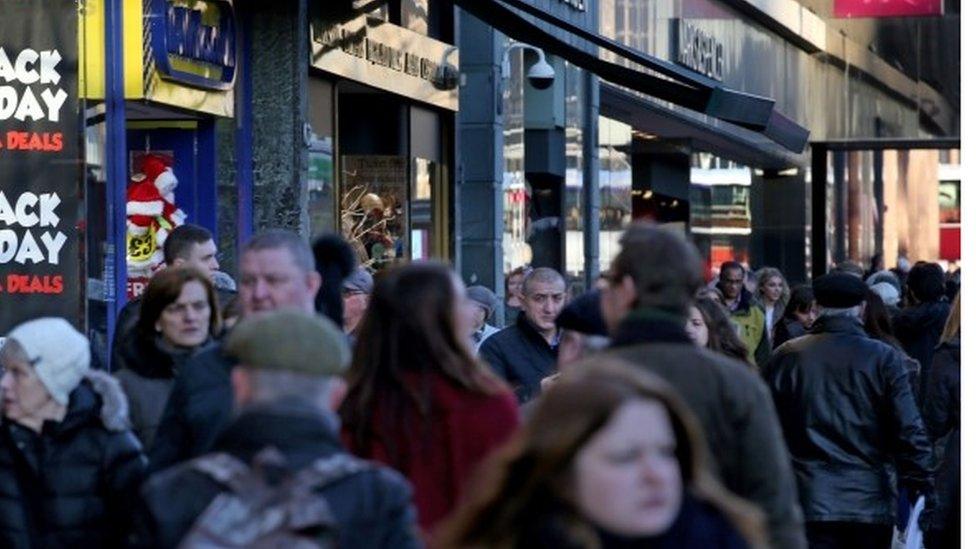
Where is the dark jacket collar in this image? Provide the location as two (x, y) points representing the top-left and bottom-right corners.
(809, 314), (868, 337)
(120, 331), (209, 379)
(611, 309), (692, 348)
(215, 400), (344, 470)
(516, 311), (559, 349)
(729, 288), (755, 314)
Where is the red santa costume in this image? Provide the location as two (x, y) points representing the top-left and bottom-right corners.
(126, 155), (186, 275)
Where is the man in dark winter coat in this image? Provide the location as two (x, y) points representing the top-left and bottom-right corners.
(765, 272), (934, 549)
(136, 310), (421, 549)
(479, 267), (566, 403)
(148, 230), (322, 473)
(893, 262), (951, 398)
(0, 318), (146, 549)
(111, 224), (233, 370)
(595, 224), (806, 549)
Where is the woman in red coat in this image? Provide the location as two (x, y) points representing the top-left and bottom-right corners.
(340, 262), (520, 533)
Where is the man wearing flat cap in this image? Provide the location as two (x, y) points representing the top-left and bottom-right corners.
(136, 310), (421, 548)
(465, 285), (501, 351)
(764, 272), (934, 549)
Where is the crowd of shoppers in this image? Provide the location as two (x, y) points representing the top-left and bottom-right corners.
(0, 220), (961, 548)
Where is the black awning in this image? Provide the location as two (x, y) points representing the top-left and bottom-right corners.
(451, 0), (810, 153)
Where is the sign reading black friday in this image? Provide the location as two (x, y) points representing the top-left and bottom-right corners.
(0, 0), (80, 333)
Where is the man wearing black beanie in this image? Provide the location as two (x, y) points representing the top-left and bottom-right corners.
(893, 262), (951, 398)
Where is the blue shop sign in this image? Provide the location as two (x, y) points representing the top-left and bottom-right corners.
(150, 0), (237, 91)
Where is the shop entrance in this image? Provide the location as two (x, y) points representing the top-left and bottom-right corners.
(336, 83), (451, 269)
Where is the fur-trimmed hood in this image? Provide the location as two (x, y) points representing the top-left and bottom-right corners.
(54, 370), (132, 435)
(85, 370), (132, 432)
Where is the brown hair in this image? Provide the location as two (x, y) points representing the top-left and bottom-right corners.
(692, 298), (751, 365)
(940, 292), (961, 344)
(339, 262), (505, 462)
(608, 223), (702, 316)
(137, 266), (222, 340)
(434, 358), (767, 548)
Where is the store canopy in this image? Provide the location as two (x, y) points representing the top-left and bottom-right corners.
(449, 0), (810, 153)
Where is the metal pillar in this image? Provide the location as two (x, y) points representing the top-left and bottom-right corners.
(104, 0), (128, 365)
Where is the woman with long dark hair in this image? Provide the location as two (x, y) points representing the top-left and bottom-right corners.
(686, 298), (751, 366)
(435, 358), (767, 548)
(340, 262), (520, 534)
(114, 267), (222, 448)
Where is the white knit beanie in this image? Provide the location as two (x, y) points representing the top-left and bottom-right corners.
(7, 318), (90, 405)
(870, 282), (901, 307)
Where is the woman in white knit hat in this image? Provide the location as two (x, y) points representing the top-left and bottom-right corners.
(0, 317), (146, 549)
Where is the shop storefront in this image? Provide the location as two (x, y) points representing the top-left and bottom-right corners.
(0, 0), (246, 360)
(307, 4), (458, 270)
(597, 0), (956, 282)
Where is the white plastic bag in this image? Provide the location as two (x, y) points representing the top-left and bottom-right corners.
(904, 496), (925, 549)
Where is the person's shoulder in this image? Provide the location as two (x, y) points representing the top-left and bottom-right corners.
(480, 324), (519, 350)
(318, 454), (414, 515)
(176, 344), (233, 383)
(141, 458), (223, 513)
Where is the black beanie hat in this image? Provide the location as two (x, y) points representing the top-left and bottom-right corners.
(812, 272), (869, 308)
(556, 289), (608, 336)
(907, 262), (945, 303)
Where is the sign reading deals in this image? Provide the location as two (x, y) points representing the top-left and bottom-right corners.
(0, 0), (81, 333)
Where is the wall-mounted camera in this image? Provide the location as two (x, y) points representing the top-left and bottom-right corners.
(502, 43), (555, 91)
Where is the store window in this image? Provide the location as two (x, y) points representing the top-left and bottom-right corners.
(597, 116), (633, 273)
(564, 64), (585, 291)
(689, 153), (754, 277)
(502, 39), (530, 275)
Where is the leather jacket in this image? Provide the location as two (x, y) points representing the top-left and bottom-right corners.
(764, 315), (934, 524)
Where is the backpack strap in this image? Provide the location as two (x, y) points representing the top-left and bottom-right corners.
(295, 452), (372, 490)
(188, 452), (253, 493)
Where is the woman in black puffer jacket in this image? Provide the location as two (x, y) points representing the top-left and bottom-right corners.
(0, 317), (147, 549)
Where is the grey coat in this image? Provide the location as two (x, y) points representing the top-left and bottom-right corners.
(114, 331), (213, 450)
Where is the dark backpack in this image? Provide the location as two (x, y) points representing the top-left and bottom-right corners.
(178, 446), (369, 548)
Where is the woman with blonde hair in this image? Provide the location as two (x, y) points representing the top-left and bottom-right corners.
(920, 292), (960, 548)
(754, 268), (790, 342)
(435, 357), (767, 548)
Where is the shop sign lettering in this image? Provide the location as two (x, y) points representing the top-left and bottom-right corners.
(315, 26), (451, 88)
(0, 48), (69, 124)
(151, 0), (237, 91)
(671, 20), (725, 82)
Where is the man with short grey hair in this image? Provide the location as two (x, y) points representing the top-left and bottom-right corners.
(479, 267), (566, 403)
(137, 310), (421, 548)
(764, 271), (933, 548)
(149, 229), (322, 473)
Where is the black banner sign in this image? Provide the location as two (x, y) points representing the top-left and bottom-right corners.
(0, 0), (81, 334)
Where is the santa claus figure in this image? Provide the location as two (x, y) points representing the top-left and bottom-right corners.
(126, 154), (186, 276)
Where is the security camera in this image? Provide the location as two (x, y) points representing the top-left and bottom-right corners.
(526, 58), (555, 90)
(502, 43), (555, 90)
(434, 63), (459, 90)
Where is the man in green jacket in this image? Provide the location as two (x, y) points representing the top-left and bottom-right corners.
(718, 261), (771, 368)
(595, 224), (806, 549)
